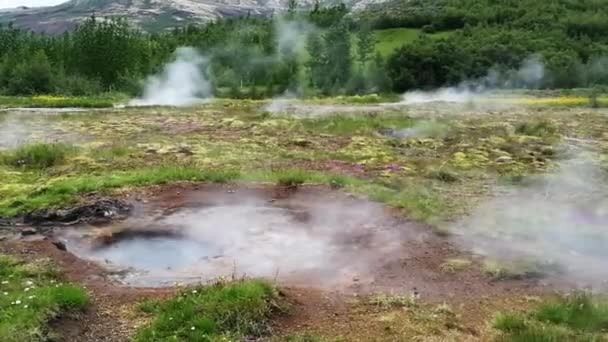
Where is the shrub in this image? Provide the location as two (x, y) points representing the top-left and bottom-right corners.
(2, 143), (75, 169)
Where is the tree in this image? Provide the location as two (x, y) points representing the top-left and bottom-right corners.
(356, 25), (376, 65)
(9, 50), (54, 95)
(321, 22), (352, 93)
(306, 32), (326, 90)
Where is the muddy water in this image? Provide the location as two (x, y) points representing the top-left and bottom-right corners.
(56, 186), (416, 288)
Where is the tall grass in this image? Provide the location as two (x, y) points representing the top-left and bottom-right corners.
(135, 280), (280, 341)
(1, 143), (75, 169)
(493, 292), (608, 342)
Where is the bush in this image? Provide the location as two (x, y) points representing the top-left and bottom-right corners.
(2, 143), (75, 169)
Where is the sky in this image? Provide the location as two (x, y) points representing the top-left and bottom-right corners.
(1, 0), (65, 9)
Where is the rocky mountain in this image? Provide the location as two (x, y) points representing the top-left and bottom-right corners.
(0, 0), (387, 34)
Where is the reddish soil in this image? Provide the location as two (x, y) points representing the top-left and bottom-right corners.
(0, 183), (576, 341)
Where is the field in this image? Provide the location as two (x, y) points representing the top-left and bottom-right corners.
(373, 28), (456, 56)
(0, 96), (607, 341)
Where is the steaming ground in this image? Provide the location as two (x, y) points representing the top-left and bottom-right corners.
(452, 151), (608, 286)
(129, 47), (212, 107)
(58, 187), (409, 288)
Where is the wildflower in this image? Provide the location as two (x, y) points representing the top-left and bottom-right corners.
(28, 295), (35, 299)
(3, 292), (8, 296)
(1, 281), (8, 285)
(24, 288), (30, 292)
(23, 305), (28, 309)
(15, 300), (21, 305)
(169, 317), (173, 321)
(25, 281), (33, 286)
(192, 290), (198, 294)
(191, 327), (196, 331)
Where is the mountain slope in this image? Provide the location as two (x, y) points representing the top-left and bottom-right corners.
(0, 0), (386, 34)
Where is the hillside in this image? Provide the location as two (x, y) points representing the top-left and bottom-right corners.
(0, 0), (388, 33)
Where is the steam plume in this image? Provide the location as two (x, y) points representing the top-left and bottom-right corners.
(130, 47), (212, 107)
(452, 151), (608, 285)
(401, 55), (545, 105)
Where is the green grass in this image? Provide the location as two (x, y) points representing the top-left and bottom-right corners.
(1, 143), (76, 169)
(302, 114), (415, 135)
(515, 120), (558, 137)
(535, 292), (608, 333)
(0, 94), (122, 108)
(482, 258), (561, 280)
(0, 255), (88, 342)
(493, 292), (608, 342)
(374, 28), (456, 56)
(135, 280), (280, 341)
(0, 166), (240, 217)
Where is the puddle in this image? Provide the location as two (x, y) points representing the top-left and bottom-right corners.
(56, 186), (417, 288)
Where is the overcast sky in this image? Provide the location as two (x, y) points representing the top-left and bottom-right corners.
(1, 0), (65, 9)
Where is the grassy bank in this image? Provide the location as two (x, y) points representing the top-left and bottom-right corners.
(0, 94), (124, 108)
(135, 280), (280, 341)
(493, 292), (608, 341)
(0, 255), (88, 342)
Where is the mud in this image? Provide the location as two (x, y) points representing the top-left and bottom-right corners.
(53, 185), (412, 288)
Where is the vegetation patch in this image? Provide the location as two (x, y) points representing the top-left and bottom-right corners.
(482, 258), (561, 280)
(0, 255), (88, 342)
(135, 280), (281, 341)
(1, 143), (76, 169)
(440, 258), (472, 273)
(0, 95), (118, 108)
(493, 292), (608, 341)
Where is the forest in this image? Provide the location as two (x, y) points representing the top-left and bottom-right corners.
(1, 0), (608, 97)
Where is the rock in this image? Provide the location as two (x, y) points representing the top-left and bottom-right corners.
(52, 239), (67, 251)
(24, 199), (132, 225)
(495, 156), (513, 163)
(177, 145), (194, 155)
(21, 228), (37, 236)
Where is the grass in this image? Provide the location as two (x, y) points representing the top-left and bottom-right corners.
(493, 292), (608, 342)
(440, 258), (472, 273)
(369, 293), (418, 309)
(374, 28), (456, 56)
(482, 258), (561, 280)
(0, 166), (240, 217)
(135, 279), (280, 341)
(1, 143), (76, 169)
(515, 120), (558, 137)
(302, 114), (415, 135)
(0, 255), (88, 342)
(0, 94), (122, 108)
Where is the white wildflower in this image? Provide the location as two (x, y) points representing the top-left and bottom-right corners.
(15, 300), (21, 305)
(191, 327), (196, 330)
(24, 288), (30, 292)
(23, 305), (28, 309)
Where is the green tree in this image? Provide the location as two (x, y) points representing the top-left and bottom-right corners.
(321, 22), (352, 93)
(9, 50), (54, 95)
(356, 25), (376, 65)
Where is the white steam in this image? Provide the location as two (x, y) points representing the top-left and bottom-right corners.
(130, 47), (212, 107)
(452, 152), (608, 285)
(265, 17), (316, 112)
(401, 55), (545, 105)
